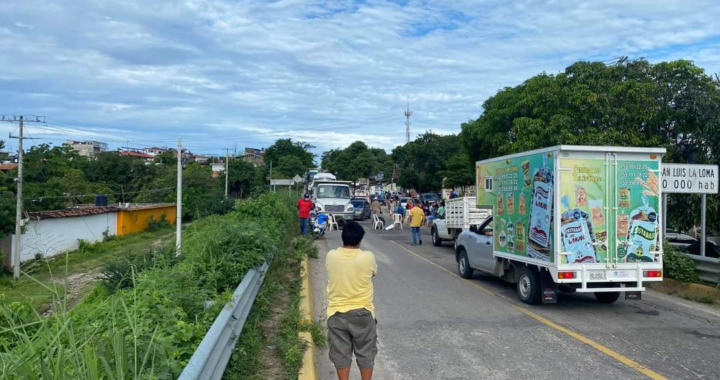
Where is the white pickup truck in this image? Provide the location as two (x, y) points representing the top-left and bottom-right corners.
(431, 197), (491, 246)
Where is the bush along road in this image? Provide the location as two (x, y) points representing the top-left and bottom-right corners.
(0, 193), (305, 380)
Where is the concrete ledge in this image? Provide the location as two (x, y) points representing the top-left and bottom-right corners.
(299, 256), (319, 380)
(300, 256), (313, 324)
(298, 331), (318, 380)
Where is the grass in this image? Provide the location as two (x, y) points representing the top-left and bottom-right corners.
(647, 278), (720, 307)
(223, 237), (314, 380)
(0, 227), (174, 311)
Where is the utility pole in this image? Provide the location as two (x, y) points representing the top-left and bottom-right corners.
(269, 160), (273, 192)
(4, 115), (44, 280)
(223, 148), (232, 199)
(404, 102), (413, 144)
(176, 138), (182, 256)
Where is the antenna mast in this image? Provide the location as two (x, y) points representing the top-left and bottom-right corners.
(404, 102), (413, 144)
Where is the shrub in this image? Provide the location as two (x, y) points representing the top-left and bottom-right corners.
(0, 193), (299, 379)
(146, 214), (171, 232)
(663, 243), (701, 283)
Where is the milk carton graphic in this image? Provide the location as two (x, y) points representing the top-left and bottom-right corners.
(529, 179), (553, 248)
(561, 213), (598, 264)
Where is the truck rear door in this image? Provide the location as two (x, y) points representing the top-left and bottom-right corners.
(557, 151), (661, 268)
(611, 153), (662, 266)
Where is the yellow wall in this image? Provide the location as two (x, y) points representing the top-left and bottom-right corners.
(117, 205), (177, 236)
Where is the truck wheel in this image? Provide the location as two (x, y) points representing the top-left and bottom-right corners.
(594, 285), (621, 304)
(517, 267), (541, 305)
(432, 227), (442, 247)
(457, 249), (474, 279)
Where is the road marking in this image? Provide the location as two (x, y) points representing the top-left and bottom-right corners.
(389, 240), (670, 380)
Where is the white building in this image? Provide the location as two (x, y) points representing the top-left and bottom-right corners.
(65, 140), (108, 158)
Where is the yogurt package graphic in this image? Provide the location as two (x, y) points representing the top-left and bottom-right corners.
(527, 156), (554, 261)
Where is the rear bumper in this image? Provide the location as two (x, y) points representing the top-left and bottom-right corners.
(552, 264), (663, 293)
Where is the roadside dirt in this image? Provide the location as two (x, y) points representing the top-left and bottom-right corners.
(43, 268), (101, 316)
(648, 278), (720, 308)
(259, 258), (299, 380)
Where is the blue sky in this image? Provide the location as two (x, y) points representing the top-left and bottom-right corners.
(1, 0), (719, 158)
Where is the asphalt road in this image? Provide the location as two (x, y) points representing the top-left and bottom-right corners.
(309, 220), (720, 380)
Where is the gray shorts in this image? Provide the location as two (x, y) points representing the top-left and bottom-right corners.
(327, 308), (378, 369)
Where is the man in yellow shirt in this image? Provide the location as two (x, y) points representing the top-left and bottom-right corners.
(326, 221), (378, 380)
(408, 200), (425, 245)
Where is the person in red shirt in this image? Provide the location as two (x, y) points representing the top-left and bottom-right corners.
(297, 193), (314, 236)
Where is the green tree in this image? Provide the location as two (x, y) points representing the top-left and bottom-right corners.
(276, 155), (305, 178)
(460, 58), (720, 232)
(227, 159), (263, 198)
(264, 139), (315, 172)
(441, 153), (474, 189)
(392, 132), (460, 192)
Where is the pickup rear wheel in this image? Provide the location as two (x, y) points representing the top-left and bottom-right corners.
(457, 249), (474, 279)
(517, 266), (541, 305)
(432, 227), (442, 247)
(594, 284), (621, 304)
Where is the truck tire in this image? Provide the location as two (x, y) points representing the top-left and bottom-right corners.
(432, 227), (442, 247)
(457, 249), (474, 279)
(594, 285), (621, 304)
(517, 266), (541, 305)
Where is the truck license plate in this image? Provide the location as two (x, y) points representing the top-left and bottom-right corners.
(589, 271), (606, 280)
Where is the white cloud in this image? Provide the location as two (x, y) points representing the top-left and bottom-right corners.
(1, 0), (719, 157)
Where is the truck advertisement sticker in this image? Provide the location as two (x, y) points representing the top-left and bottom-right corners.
(476, 152), (555, 262)
(617, 160), (660, 263)
(559, 159), (606, 264)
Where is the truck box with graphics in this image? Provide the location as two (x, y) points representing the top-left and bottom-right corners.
(474, 145), (666, 294)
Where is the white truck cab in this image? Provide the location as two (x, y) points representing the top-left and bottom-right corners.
(311, 179), (354, 223)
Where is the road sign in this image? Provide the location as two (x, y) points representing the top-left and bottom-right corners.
(661, 164), (718, 194)
(293, 175), (303, 183)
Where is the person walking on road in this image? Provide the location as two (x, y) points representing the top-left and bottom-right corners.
(297, 193), (314, 236)
(408, 200), (425, 245)
(326, 221), (378, 380)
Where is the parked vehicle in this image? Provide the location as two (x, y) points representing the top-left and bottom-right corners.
(455, 145), (666, 304)
(665, 228), (716, 253)
(432, 197), (491, 246)
(399, 197), (410, 209)
(685, 241), (720, 258)
(311, 174), (354, 224)
(420, 193), (440, 206)
(351, 198), (371, 220)
(310, 210), (329, 239)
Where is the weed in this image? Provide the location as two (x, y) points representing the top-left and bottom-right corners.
(302, 320), (328, 348)
(146, 214), (171, 232)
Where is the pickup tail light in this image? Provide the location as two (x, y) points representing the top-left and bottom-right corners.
(644, 270), (662, 278)
(558, 272), (576, 279)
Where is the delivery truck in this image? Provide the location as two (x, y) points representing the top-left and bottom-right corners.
(454, 145), (665, 304)
(431, 197), (491, 246)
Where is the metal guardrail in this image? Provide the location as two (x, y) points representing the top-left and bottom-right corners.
(684, 254), (719, 284)
(179, 261), (269, 380)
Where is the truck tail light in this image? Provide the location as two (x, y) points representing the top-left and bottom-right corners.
(644, 270), (662, 278)
(558, 272), (576, 279)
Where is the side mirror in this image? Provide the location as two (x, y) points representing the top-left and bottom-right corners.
(469, 225), (478, 234)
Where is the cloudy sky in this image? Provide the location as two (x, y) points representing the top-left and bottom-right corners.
(1, 0), (720, 158)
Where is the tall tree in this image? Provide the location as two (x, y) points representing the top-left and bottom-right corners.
(392, 132), (461, 192)
(263, 139), (315, 171)
(460, 58), (720, 231)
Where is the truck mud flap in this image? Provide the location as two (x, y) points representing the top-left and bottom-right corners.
(625, 291), (642, 301)
(540, 270), (558, 304)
